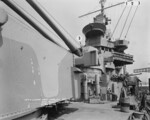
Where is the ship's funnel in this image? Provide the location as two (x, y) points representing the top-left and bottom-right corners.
(26, 0), (82, 56)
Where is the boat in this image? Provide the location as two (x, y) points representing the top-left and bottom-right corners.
(0, 0), (147, 120)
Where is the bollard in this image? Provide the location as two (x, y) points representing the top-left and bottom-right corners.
(120, 97), (130, 112)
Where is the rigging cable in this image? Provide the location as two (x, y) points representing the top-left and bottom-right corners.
(111, 3), (127, 38)
(79, 1), (125, 18)
(36, 1), (77, 42)
(11, 0), (62, 41)
(124, 1), (140, 38)
(119, 2), (133, 39)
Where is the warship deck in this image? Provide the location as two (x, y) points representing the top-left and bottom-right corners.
(55, 102), (133, 120)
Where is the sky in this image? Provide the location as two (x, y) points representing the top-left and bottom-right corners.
(0, 0), (150, 83)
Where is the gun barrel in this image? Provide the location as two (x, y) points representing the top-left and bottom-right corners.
(1, 0), (61, 47)
(26, 0), (82, 56)
(129, 73), (142, 76)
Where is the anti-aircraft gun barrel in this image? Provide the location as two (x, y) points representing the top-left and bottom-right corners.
(26, 0), (82, 56)
(1, 0), (61, 47)
(128, 73), (142, 76)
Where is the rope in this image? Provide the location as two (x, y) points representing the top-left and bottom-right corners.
(119, 2), (133, 39)
(124, 2), (140, 38)
(111, 4), (127, 38)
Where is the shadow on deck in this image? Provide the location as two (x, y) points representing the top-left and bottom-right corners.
(40, 104), (78, 120)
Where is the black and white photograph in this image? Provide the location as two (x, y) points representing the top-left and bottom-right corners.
(0, 0), (149, 120)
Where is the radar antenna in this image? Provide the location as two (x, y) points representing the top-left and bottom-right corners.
(99, 0), (106, 15)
